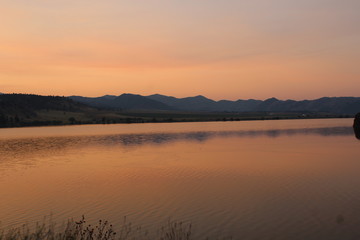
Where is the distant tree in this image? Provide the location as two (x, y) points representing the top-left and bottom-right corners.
(14, 114), (20, 123)
(0, 113), (7, 126)
(68, 117), (76, 124)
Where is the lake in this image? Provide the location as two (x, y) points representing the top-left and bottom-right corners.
(0, 119), (359, 239)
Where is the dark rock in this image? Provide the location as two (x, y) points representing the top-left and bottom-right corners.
(354, 113), (360, 127)
(353, 113), (360, 140)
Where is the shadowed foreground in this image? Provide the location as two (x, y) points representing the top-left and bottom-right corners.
(0, 217), (231, 240)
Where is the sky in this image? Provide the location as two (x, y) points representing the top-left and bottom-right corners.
(0, 0), (359, 100)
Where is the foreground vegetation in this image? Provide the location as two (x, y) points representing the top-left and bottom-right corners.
(0, 216), (231, 240)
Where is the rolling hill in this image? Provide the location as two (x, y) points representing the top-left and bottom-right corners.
(1, 93), (359, 128)
(70, 94), (172, 111)
(70, 93), (360, 115)
(0, 94), (133, 127)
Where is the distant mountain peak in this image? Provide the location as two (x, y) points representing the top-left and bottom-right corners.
(101, 95), (117, 99)
(192, 95), (207, 99)
(119, 93), (140, 97)
(150, 93), (168, 97)
(265, 97), (279, 102)
(69, 93), (360, 114)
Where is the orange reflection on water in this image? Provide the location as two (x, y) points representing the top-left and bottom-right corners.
(0, 119), (359, 239)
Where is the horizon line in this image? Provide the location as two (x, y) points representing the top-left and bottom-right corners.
(1, 92), (360, 102)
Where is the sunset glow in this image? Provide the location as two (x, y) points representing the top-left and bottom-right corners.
(1, 0), (359, 100)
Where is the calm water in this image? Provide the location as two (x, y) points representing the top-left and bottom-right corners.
(0, 119), (359, 239)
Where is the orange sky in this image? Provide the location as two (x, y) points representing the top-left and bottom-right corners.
(0, 0), (359, 100)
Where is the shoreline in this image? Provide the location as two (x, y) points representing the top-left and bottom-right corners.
(0, 115), (353, 130)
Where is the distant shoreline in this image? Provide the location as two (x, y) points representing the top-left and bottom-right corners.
(0, 114), (353, 129)
(0, 94), (357, 129)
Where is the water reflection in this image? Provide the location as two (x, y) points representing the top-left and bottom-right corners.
(0, 126), (354, 165)
(0, 122), (359, 239)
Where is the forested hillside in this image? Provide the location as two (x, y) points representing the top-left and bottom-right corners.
(0, 94), (96, 127)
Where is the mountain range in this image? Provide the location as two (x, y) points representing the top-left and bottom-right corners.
(70, 94), (360, 114)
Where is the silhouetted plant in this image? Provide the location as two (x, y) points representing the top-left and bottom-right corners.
(0, 216), (226, 240)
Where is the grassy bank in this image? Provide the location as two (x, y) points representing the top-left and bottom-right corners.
(0, 216), (232, 240)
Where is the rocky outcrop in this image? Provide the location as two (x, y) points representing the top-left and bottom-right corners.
(354, 113), (360, 127)
(353, 113), (360, 140)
